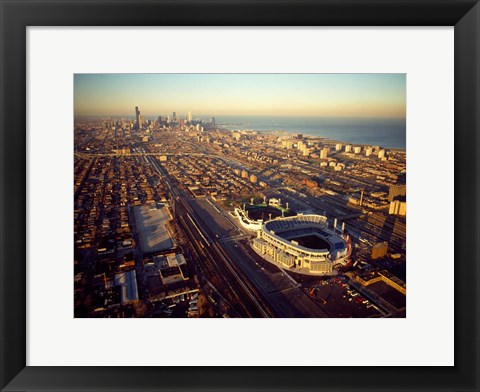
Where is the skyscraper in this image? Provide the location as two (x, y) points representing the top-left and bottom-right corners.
(135, 106), (140, 129)
(173, 112), (177, 122)
(187, 111), (192, 122)
(320, 147), (328, 159)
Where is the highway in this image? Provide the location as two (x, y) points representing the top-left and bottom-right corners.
(144, 147), (329, 318)
(139, 143), (402, 318)
(175, 203), (268, 317)
(188, 198), (329, 318)
(144, 150), (272, 317)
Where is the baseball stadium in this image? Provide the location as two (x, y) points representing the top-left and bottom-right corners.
(252, 214), (349, 275)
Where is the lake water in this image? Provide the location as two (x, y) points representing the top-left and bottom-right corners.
(214, 115), (406, 149)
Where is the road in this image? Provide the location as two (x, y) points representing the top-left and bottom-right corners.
(145, 151), (272, 318)
(188, 198), (329, 318)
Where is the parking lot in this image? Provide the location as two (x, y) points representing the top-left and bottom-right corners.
(304, 277), (383, 318)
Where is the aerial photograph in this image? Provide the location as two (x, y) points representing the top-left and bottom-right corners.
(74, 74), (406, 318)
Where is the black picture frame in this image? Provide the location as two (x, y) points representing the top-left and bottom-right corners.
(1, 1), (479, 391)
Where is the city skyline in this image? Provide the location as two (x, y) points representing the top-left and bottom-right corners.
(74, 74), (406, 118)
(74, 73), (406, 319)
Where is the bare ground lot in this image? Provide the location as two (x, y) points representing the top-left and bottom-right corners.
(134, 205), (174, 253)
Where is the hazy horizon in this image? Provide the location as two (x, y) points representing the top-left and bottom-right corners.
(75, 113), (406, 120)
(74, 74), (406, 118)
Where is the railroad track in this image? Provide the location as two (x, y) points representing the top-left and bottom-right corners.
(146, 151), (269, 318)
(176, 206), (263, 317)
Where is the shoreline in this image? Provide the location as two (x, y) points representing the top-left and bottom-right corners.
(222, 126), (406, 151)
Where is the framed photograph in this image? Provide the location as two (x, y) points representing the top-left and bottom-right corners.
(1, 1), (479, 391)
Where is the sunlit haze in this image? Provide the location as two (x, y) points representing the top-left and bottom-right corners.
(74, 74), (406, 118)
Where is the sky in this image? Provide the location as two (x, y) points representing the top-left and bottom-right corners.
(74, 74), (406, 118)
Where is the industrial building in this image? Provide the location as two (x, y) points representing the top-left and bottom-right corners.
(388, 184), (407, 202)
(356, 270), (406, 295)
(371, 242), (388, 259)
(389, 199), (406, 216)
